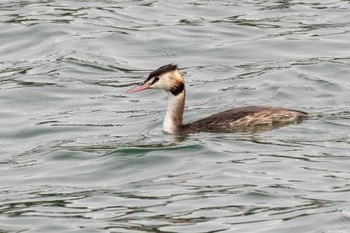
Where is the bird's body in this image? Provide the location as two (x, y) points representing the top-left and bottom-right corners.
(180, 106), (307, 134)
(128, 64), (308, 135)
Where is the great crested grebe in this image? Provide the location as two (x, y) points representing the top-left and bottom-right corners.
(127, 64), (308, 134)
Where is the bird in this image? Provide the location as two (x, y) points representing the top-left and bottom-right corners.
(127, 64), (308, 134)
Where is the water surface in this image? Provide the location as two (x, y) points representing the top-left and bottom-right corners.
(1, 0), (350, 232)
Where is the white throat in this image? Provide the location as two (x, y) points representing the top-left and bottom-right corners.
(163, 91), (185, 134)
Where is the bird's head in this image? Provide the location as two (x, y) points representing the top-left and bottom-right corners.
(127, 64), (185, 96)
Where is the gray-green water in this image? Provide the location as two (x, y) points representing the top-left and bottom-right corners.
(1, 0), (350, 232)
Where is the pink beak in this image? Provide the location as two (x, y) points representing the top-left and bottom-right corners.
(127, 82), (151, 93)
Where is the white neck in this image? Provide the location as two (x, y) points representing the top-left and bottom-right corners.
(163, 90), (185, 134)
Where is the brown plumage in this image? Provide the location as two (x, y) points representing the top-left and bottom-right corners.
(180, 106), (307, 134)
(128, 64), (308, 135)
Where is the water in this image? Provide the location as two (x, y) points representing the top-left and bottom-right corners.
(1, 0), (350, 232)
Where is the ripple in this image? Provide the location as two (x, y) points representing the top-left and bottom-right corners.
(1, 0), (350, 232)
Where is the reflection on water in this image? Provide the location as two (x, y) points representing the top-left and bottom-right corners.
(1, 0), (350, 232)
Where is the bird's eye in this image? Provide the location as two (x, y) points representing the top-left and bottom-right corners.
(151, 77), (159, 84)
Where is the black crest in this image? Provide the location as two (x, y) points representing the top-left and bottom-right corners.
(147, 64), (178, 80)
